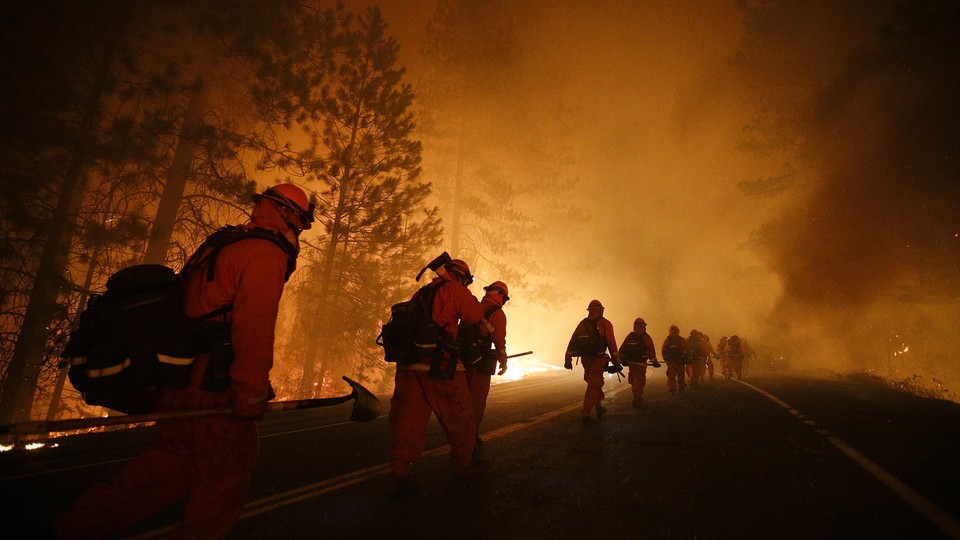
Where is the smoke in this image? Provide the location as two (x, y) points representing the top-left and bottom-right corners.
(373, 0), (960, 393)
(737, 0), (960, 390)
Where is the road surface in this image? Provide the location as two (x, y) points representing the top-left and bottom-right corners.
(3, 368), (959, 539)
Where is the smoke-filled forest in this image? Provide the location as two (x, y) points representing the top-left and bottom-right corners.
(1, 0), (958, 427)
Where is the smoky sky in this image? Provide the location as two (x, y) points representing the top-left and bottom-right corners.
(372, 0), (960, 390)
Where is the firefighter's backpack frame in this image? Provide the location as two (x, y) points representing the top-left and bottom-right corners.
(62, 226), (296, 414)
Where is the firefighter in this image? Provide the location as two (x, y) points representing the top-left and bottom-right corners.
(716, 336), (730, 379)
(462, 281), (510, 448)
(564, 299), (620, 421)
(702, 334), (718, 381)
(661, 324), (687, 395)
(685, 329), (706, 387)
(56, 183), (314, 539)
(389, 258), (485, 492)
(619, 317), (659, 408)
(741, 337), (756, 377)
(724, 335), (746, 380)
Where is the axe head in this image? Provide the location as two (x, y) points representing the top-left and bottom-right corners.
(415, 251), (452, 282)
(342, 376), (382, 422)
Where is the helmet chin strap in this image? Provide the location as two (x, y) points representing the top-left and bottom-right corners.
(276, 208), (304, 252)
(279, 207), (305, 234)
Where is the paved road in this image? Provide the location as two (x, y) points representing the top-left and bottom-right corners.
(4, 368), (959, 539)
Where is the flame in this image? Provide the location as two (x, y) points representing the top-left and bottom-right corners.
(0, 444), (13, 452)
(493, 355), (563, 384)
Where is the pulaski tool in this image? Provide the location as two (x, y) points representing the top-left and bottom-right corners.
(0, 376), (381, 437)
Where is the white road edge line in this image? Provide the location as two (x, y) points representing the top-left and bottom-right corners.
(736, 378), (960, 540)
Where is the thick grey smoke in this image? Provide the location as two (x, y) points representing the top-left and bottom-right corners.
(734, 0), (960, 390)
(374, 0), (960, 392)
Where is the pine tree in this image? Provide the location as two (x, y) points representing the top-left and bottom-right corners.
(285, 7), (440, 397)
(418, 0), (579, 304)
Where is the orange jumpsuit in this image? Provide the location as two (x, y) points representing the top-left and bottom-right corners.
(620, 331), (656, 402)
(742, 339), (755, 377)
(566, 317), (619, 418)
(716, 337), (729, 377)
(724, 338), (745, 380)
(686, 337), (706, 387)
(56, 206), (294, 539)
(702, 338), (717, 381)
(661, 335), (687, 394)
(389, 273), (484, 478)
(464, 292), (507, 439)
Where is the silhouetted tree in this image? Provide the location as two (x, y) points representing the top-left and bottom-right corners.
(285, 7), (440, 398)
(418, 0), (579, 305)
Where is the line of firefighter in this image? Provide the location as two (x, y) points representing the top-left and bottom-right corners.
(564, 300), (757, 417)
(661, 329), (758, 390)
(54, 181), (507, 534)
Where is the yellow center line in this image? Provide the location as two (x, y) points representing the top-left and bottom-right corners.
(736, 378), (960, 540)
(130, 383), (629, 538)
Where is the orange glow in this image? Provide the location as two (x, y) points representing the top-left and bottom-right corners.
(493, 355), (564, 384)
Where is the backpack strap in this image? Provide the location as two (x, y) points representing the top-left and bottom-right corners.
(182, 225), (299, 284)
(197, 303), (233, 321)
(482, 304), (502, 319)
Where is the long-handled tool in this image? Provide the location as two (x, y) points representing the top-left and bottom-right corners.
(0, 376), (381, 437)
(506, 351), (533, 359)
(415, 251), (452, 282)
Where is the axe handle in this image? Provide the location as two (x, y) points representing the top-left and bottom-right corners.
(0, 395), (356, 436)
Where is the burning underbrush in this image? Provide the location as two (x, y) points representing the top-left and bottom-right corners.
(841, 371), (955, 403)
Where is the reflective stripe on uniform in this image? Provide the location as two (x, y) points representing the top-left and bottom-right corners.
(400, 362), (465, 372)
(157, 354), (194, 366)
(86, 359), (132, 378)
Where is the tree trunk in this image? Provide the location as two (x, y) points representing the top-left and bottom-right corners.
(450, 131), (465, 258)
(45, 244), (102, 422)
(297, 116), (361, 397)
(142, 80), (208, 265)
(296, 218), (344, 398)
(0, 23), (122, 426)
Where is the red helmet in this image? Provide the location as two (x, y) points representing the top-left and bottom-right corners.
(445, 259), (473, 285)
(587, 299), (604, 310)
(634, 317), (646, 326)
(252, 184), (315, 230)
(669, 325), (680, 335)
(483, 281), (509, 301)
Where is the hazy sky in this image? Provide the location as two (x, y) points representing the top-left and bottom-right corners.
(366, 0), (960, 392)
(372, 0), (775, 344)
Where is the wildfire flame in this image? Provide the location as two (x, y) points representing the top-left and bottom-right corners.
(494, 354), (562, 384)
(0, 441), (58, 452)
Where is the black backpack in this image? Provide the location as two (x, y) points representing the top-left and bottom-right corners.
(459, 304), (503, 374)
(568, 317), (605, 357)
(727, 336), (745, 358)
(62, 226), (297, 414)
(687, 337), (704, 361)
(619, 332), (650, 364)
(662, 334), (687, 363)
(377, 282), (443, 365)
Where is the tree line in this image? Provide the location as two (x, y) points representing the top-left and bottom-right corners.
(0, 1), (441, 426)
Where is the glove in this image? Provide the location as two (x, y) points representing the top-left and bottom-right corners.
(232, 384), (275, 420)
(497, 354), (508, 376)
(563, 355), (573, 370)
(606, 362), (624, 374)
